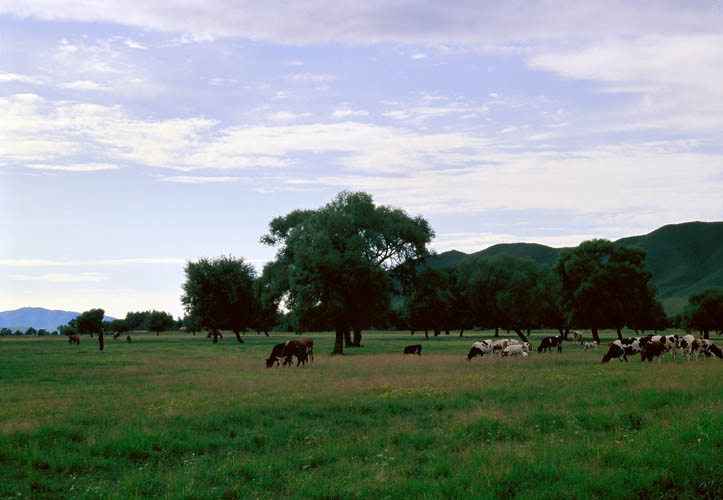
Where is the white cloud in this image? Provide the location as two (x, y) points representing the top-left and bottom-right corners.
(332, 109), (369, 119)
(411, 53), (426, 60)
(11, 273), (109, 283)
(289, 73), (335, 83)
(58, 80), (110, 91)
(158, 175), (240, 183)
(0, 258), (187, 267)
(0, 73), (44, 85)
(24, 162), (119, 171)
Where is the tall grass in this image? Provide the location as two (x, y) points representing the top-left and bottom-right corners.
(1, 330), (721, 499)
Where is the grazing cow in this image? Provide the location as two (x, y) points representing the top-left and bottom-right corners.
(281, 339), (313, 367)
(403, 344), (422, 355)
(266, 342), (287, 368)
(583, 341), (598, 351)
(573, 330), (584, 343)
(68, 334), (80, 345)
(538, 335), (563, 353)
(641, 340), (666, 363)
(501, 344), (528, 357)
(126, 335), (132, 343)
(676, 334), (697, 360)
(602, 342), (627, 363)
(206, 331), (223, 340)
(113, 331), (121, 340)
(641, 334), (679, 359)
(492, 338), (520, 355)
(467, 340), (494, 360)
(691, 338), (723, 360)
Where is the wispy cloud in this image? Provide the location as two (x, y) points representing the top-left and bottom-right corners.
(11, 273), (109, 283)
(25, 162), (118, 172)
(0, 258), (187, 267)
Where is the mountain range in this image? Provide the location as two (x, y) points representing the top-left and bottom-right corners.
(427, 221), (723, 314)
(0, 308), (116, 333)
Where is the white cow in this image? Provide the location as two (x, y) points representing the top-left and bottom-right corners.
(467, 340), (494, 360)
(583, 341), (598, 351)
(501, 344), (529, 357)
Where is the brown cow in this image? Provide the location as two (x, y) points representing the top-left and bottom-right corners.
(113, 331), (121, 339)
(126, 335), (132, 344)
(281, 338), (314, 367)
(641, 340), (665, 363)
(68, 334), (80, 345)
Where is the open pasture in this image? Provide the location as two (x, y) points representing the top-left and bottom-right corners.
(1, 331), (721, 499)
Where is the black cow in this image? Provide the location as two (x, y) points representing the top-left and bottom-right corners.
(538, 335), (563, 353)
(266, 342), (287, 368)
(404, 344), (422, 355)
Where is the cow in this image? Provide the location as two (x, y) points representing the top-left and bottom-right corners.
(583, 341), (598, 351)
(266, 342), (287, 368)
(501, 344), (528, 357)
(126, 335), (132, 344)
(113, 331), (121, 340)
(467, 340), (494, 360)
(68, 334), (80, 345)
(281, 339), (313, 367)
(691, 338), (723, 360)
(602, 342), (627, 363)
(641, 334), (679, 359)
(492, 338), (520, 355)
(538, 335), (563, 353)
(403, 344), (422, 355)
(641, 340), (666, 363)
(610, 337), (644, 359)
(573, 330), (584, 343)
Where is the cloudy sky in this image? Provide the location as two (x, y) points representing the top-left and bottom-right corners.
(1, 1), (722, 319)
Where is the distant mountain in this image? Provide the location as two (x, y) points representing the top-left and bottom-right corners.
(0, 307), (116, 332)
(428, 221), (723, 314)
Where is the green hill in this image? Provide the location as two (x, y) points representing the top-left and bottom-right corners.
(428, 221), (723, 314)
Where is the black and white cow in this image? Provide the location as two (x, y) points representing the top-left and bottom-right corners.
(601, 338), (642, 363)
(537, 335), (563, 353)
(691, 338), (723, 360)
(467, 340), (494, 360)
(640, 334), (679, 359)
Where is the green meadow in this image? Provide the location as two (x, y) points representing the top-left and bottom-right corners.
(1, 331), (721, 499)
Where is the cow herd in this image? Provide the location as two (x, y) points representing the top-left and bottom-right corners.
(601, 334), (723, 363)
(265, 332), (721, 368)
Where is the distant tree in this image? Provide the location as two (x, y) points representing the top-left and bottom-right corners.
(0, 328), (11, 336)
(402, 267), (454, 339)
(76, 308), (106, 351)
(37, 329), (48, 336)
(109, 319), (129, 334)
(125, 311), (150, 331)
(58, 324), (77, 338)
(147, 311), (175, 336)
(251, 276), (279, 336)
(26, 327), (37, 336)
(182, 313), (202, 336)
(555, 240), (656, 343)
(682, 288), (723, 339)
(181, 255), (258, 344)
(457, 255), (507, 336)
(262, 191), (433, 354)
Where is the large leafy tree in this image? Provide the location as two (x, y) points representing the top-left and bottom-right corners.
(682, 288), (723, 339)
(402, 267), (453, 339)
(77, 308), (105, 351)
(262, 191), (434, 354)
(147, 310), (175, 336)
(181, 255), (258, 344)
(555, 239), (657, 342)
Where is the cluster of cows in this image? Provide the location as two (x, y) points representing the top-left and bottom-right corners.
(601, 334), (722, 363)
(263, 333), (721, 368)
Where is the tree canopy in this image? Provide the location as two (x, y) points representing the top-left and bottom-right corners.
(147, 310), (175, 336)
(682, 288), (723, 338)
(76, 308), (105, 351)
(262, 191), (434, 354)
(181, 255), (259, 344)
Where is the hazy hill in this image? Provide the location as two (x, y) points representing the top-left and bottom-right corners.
(428, 221), (723, 314)
(0, 307), (116, 332)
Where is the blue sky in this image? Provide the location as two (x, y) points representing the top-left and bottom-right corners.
(1, 1), (722, 319)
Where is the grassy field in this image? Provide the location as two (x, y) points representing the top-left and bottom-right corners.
(1, 330), (721, 499)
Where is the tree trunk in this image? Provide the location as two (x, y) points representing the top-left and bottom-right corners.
(459, 329), (464, 337)
(343, 327), (352, 347)
(558, 327), (564, 337)
(90, 332), (93, 338)
(494, 327), (499, 337)
(514, 328), (528, 342)
(434, 328), (440, 336)
(352, 327), (362, 347)
(424, 330), (429, 341)
(410, 330), (415, 335)
(98, 330), (104, 351)
(527, 328), (531, 336)
(591, 326), (601, 344)
(213, 330), (219, 344)
(445, 329), (450, 335)
(332, 326), (344, 355)
(233, 331), (245, 344)
(704, 329), (710, 339)
(264, 330), (269, 336)
(156, 331), (159, 336)
(616, 327), (623, 340)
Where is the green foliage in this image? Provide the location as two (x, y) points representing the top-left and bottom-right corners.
(26, 327), (37, 336)
(76, 309), (104, 336)
(181, 255), (258, 339)
(125, 311), (150, 331)
(402, 268), (454, 334)
(108, 319), (129, 333)
(682, 287), (723, 336)
(262, 191), (433, 353)
(146, 311), (175, 335)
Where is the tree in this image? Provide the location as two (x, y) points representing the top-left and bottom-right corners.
(76, 308), (105, 351)
(26, 327), (37, 336)
(109, 319), (129, 334)
(682, 288), (723, 339)
(147, 310), (175, 336)
(262, 191), (433, 354)
(181, 255), (258, 344)
(0, 328), (11, 336)
(555, 240), (656, 343)
(125, 311), (150, 331)
(402, 267), (453, 339)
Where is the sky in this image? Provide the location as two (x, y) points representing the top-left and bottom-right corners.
(1, 1), (722, 319)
